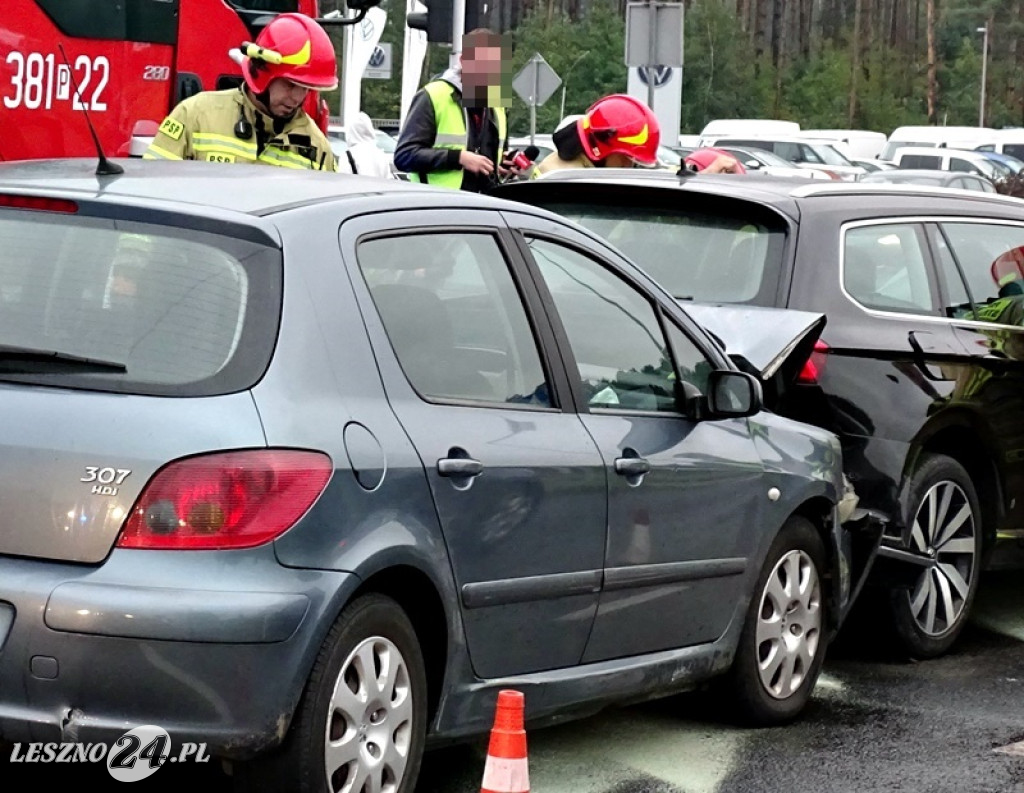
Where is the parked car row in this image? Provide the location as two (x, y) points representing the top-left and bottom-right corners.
(678, 120), (1024, 192)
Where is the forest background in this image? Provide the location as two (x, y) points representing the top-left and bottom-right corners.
(320, 0), (1024, 137)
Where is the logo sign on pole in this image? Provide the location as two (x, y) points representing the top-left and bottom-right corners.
(365, 43), (392, 80)
(627, 65), (681, 141)
(342, 5), (387, 126)
(624, 1), (684, 68)
(638, 65), (672, 88)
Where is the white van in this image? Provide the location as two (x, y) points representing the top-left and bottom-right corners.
(879, 126), (994, 162)
(798, 129), (887, 160)
(890, 146), (1004, 181)
(974, 130), (1024, 161)
(698, 119), (800, 146)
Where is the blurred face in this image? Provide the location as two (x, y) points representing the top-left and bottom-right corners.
(260, 78), (309, 119)
(461, 33), (509, 106)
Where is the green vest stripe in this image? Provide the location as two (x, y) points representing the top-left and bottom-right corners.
(410, 81), (507, 189)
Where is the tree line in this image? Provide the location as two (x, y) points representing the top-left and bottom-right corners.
(347, 0), (1024, 137)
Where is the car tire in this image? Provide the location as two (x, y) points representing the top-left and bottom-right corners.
(235, 594), (428, 793)
(886, 453), (982, 660)
(725, 515), (828, 726)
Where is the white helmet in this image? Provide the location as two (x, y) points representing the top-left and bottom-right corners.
(554, 114), (584, 133)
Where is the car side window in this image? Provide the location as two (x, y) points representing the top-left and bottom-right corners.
(799, 144), (824, 164)
(526, 237), (686, 413)
(950, 158), (976, 174)
(844, 224), (937, 313)
(901, 154), (941, 169)
(938, 223), (1024, 322)
(357, 232), (551, 407)
(664, 322), (713, 396)
(777, 142), (802, 162)
(928, 227), (972, 317)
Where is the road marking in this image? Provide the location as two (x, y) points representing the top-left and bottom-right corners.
(994, 740), (1024, 757)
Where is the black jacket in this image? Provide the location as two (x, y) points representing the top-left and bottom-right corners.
(394, 78), (507, 193)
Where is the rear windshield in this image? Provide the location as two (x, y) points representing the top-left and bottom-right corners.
(543, 202), (787, 305)
(0, 212), (280, 396)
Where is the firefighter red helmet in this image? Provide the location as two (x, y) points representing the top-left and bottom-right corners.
(684, 147), (747, 174)
(243, 13), (338, 94)
(577, 94), (660, 165)
(991, 246), (1024, 292)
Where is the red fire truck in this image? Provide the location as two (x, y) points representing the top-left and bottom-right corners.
(1, 0), (357, 162)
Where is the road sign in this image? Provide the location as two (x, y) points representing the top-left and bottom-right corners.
(365, 42), (392, 80)
(512, 52), (562, 144)
(625, 1), (684, 68)
(512, 53), (561, 107)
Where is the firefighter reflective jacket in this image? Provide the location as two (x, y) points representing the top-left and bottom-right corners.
(531, 151), (594, 179)
(144, 88), (336, 171)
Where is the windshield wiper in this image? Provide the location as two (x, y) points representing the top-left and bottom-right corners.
(0, 345), (127, 374)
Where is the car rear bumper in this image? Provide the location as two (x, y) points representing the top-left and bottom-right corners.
(0, 547), (354, 758)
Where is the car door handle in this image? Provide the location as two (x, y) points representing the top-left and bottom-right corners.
(614, 457), (651, 476)
(437, 458), (484, 478)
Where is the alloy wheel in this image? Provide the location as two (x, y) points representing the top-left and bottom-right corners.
(755, 549), (823, 699)
(325, 636), (414, 793)
(904, 480), (977, 637)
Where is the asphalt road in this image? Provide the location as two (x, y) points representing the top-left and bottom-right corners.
(4, 569), (1024, 792)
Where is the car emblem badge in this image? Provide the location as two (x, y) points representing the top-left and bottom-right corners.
(81, 466), (132, 496)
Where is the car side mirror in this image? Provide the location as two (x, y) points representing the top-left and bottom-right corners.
(706, 370), (762, 418)
(745, 160), (761, 170)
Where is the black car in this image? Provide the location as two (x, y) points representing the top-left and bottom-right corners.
(496, 171), (1024, 659)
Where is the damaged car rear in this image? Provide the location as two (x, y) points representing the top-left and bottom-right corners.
(496, 170), (1024, 659)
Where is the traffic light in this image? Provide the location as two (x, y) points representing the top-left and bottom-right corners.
(464, 0), (484, 32)
(406, 0), (454, 43)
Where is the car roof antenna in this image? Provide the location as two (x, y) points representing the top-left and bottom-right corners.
(58, 43), (123, 177)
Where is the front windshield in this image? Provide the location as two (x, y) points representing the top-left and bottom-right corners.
(976, 159), (1005, 179)
(810, 143), (855, 166)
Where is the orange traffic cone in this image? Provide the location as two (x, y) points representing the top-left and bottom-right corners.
(480, 689), (529, 793)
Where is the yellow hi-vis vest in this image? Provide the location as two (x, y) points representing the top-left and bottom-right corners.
(409, 81), (507, 189)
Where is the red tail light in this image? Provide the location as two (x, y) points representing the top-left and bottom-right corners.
(0, 194), (78, 213)
(797, 340), (830, 384)
(117, 450), (333, 550)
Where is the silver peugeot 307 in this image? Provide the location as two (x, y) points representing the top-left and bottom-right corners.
(0, 160), (876, 792)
